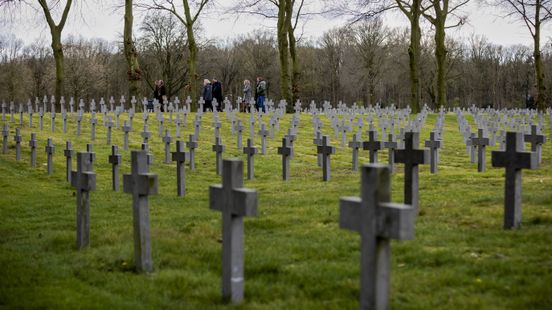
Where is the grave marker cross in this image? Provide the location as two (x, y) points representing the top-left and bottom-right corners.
(123, 151), (159, 272)
(109, 145), (122, 191)
(277, 137), (292, 181)
(172, 140), (188, 196)
(471, 129), (489, 172)
(212, 137), (226, 175)
(209, 159), (258, 304)
(394, 132), (429, 210)
(424, 131), (442, 173)
(29, 133), (37, 167)
(243, 138), (258, 180)
(71, 152), (96, 249)
(317, 135), (336, 181)
(45, 138), (55, 175)
(340, 164), (415, 310)
(491, 132), (538, 229)
(524, 125), (546, 165)
(363, 130), (383, 163)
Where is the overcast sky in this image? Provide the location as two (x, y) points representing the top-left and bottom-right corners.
(4, 1), (551, 48)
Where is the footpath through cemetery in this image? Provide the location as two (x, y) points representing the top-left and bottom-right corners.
(0, 97), (551, 308)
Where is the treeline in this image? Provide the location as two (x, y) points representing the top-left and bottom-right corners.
(1, 14), (551, 109)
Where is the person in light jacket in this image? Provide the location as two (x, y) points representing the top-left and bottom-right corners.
(202, 79), (213, 112)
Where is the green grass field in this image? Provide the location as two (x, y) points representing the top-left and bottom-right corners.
(1, 111), (551, 309)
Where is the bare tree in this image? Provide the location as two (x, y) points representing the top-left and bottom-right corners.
(496, 0), (552, 109)
(422, 0), (469, 108)
(124, 0), (142, 100)
(137, 0), (210, 110)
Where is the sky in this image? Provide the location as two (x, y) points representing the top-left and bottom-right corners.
(3, 1), (551, 48)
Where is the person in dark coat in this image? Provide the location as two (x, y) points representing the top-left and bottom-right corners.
(202, 79), (213, 112)
(154, 80), (167, 111)
(212, 78), (223, 111)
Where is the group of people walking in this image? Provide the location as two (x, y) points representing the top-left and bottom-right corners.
(152, 77), (267, 113)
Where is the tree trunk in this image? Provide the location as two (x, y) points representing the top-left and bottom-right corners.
(183, 0), (199, 111)
(286, 0), (300, 104)
(51, 28), (64, 109)
(124, 0), (142, 105)
(533, 3), (547, 110)
(408, 0), (422, 113)
(277, 0), (292, 106)
(435, 17), (447, 108)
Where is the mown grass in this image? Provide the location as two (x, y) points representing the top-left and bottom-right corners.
(0, 111), (551, 309)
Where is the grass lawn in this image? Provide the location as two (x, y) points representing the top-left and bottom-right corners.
(1, 111), (551, 309)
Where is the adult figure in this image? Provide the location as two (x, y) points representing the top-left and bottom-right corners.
(154, 80), (167, 111)
(243, 79), (252, 112)
(255, 77), (267, 113)
(212, 78), (223, 112)
(202, 79), (213, 112)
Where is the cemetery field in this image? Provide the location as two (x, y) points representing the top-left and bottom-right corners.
(1, 112), (551, 309)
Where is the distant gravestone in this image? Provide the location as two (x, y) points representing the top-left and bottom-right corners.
(64, 141), (74, 182)
(45, 138), (55, 175)
(524, 125), (546, 165)
(277, 137), (292, 181)
(472, 129), (489, 172)
(122, 121), (131, 151)
(14, 128), (21, 161)
(349, 134), (362, 171)
(90, 114), (97, 141)
(313, 131), (323, 167)
(492, 132), (538, 229)
(71, 152), (96, 249)
(163, 129), (172, 164)
(50, 111), (56, 132)
(141, 124), (151, 144)
(363, 130), (382, 164)
(106, 117), (114, 145)
(209, 159), (258, 304)
(172, 140), (188, 196)
(1, 124), (8, 154)
(258, 123), (270, 155)
(187, 134), (198, 171)
(424, 131), (442, 174)
(340, 164), (415, 310)
(212, 137), (226, 176)
(109, 145), (122, 192)
(317, 135), (336, 181)
(29, 133), (37, 167)
(236, 120), (245, 149)
(383, 134), (398, 173)
(86, 144), (96, 165)
(394, 132), (429, 210)
(243, 138), (258, 180)
(123, 151), (158, 272)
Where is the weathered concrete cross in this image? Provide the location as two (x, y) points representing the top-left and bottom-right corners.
(71, 152), (96, 249)
(212, 137), (226, 175)
(394, 132), (429, 210)
(243, 138), (258, 180)
(363, 130), (383, 163)
(123, 151), (159, 272)
(383, 133), (398, 173)
(424, 131), (442, 173)
(2, 124), (8, 154)
(471, 129), (489, 172)
(209, 159), (258, 304)
(492, 132), (538, 229)
(14, 127), (21, 161)
(187, 134), (198, 171)
(524, 125), (546, 165)
(109, 145), (122, 191)
(349, 134), (362, 171)
(258, 123), (270, 155)
(29, 133), (37, 167)
(340, 164), (415, 310)
(163, 129), (172, 164)
(278, 137), (292, 181)
(317, 135), (336, 181)
(172, 140), (188, 196)
(45, 138), (55, 175)
(64, 141), (74, 182)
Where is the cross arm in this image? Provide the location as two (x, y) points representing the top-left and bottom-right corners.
(377, 202), (416, 240)
(232, 188), (258, 217)
(209, 184), (225, 212)
(71, 171), (96, 191)
(123, 173), (158, 196)
(339, 197), (361, 232)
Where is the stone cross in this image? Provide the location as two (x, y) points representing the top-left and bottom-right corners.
(141, 124), (151, 144)
(339, 164), (415, 310)
(163, 129), (172, 164)
(64, 141), (74, 182)
(86, 143), (96, 165)
(109, 145), (122, 191)
(212, 137), (226, 176)
(141, 143), (154, 165)
(194, 117), (201, 139)
(317, 135), (336, 181)
(187, 134), (198, 171)
(492, 132), (538, 229)
(213, 118), (222, 138)
(424, 131), (442, 174)
(258, 123), (270, 155)
(14, 128), (22, 161)
(123, 121), (131, 150)
(209, 159), (258, 304)
(285, 129), (297, 159)
(172, 140), (188, 196)
(50, 111), (56, 132)
(472, 129), (489, 172)
(45, 138), (55, 175)
(524, 125), (545, 165)
(394, 132), (429, 210)
(123, 151), (159, 272)
(71, 152), (96, 249)
(75, 113), (81, 136)
(243, 138), (258, 180)
(63, 112), (68, 134)
(106, 117), (114, 145)
(277, 137), (292, 181)
(1, 124), (8, 154)
(349, 134), (362, 171)
(90, 114), (97, 141)
(383, 134), (398, 173)
(313, 131), (323, 167)
(236, 120), (245, 149)
(29, 133), (37, 167)
(466, 132), (476, 163)
(363, 130), (383, 163)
